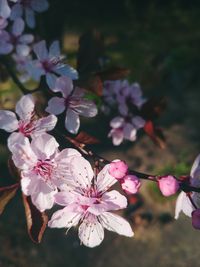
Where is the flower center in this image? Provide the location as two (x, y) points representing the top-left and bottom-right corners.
(41, 56), (64, 73)
(18, 118), (36, 137)
(34, 159), (54, 180)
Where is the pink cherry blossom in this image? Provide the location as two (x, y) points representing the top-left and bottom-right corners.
(0, 94), (57, 150)
(10, 133), (81, 211)
(121, 175), (141, 194)
(26, 40), (78, 89)
(0, 18), (34, 56)
(0, 0), (18, 19)
(109, 160), (128, 179)
(46, 76), (98, 134)
(158, 175), (180, 197)
(108, 116), (145, 146)
(48, 157), (134, 248)
(10, 0), (49, 28)
(175, 154), (200, 219)
(192, 209), (200, 230)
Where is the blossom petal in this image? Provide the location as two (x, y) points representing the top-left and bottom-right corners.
(10, 3), (23, 20)
(46, 73), (57, 89)
(100, 212), (134, 237)
(15, 94), (35, 120)
(31, 179), (57, 212)
(175, 191), (194, 219)
(12, 18), (24, 36)
(70, 157), (94, 189)
(11, 137), (37, 169)
(52, 76), (73, 97)
(7, 132), (25, 151)
(96, 164), (117, 193)
(79, 217), (104, 248)
(49, 40), (60, 57)
(32, 114), (57, 136)
(110, 116), (124, 129)
(54, 191), (76, 206)
(55, 65), (78, 80)
(0, 110), (18, 132)
(25, 7), (35, 28)
(33, 40), (48, 60)
(48, 204), (82, 228)
(190, 154), (200, 180)
(72, 100), (98, 118)
(65, 109), (80, 134)
(0, 0), (11, 18)
(16, 44), (31, 57)
(31, 133), (59, 160)
(123, 123), (137, 141)
(88, 190), (127, 216)
(45, 97), (65, 115)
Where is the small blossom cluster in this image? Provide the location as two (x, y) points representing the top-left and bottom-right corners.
(102, 80), (146, 145)
(0, 94), (132, 247)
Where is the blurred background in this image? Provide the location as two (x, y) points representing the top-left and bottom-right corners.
(1, 0), (200, 266)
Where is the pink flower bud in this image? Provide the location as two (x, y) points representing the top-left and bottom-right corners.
(192, 209), (200, 230)
(158, 175), (179, 197)
(109, 160), (128, 179)
(121, 175), (141, 194)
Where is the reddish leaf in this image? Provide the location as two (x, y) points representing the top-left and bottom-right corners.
(65, 131), (99, 150)
(0, 183), (19, 214)
(144, 120), (166, 149)
(75, 131), (100, 146)
(97, 67), (130, 81)
(22, 194), (48, 243)
(141, 97), (167, 120)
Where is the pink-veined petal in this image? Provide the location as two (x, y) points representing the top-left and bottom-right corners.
(45, 97), (65, 115)
(54, 191), (76, 206)
(32, 114), (57, 136)
(70, 157), (94, 189)
(48, 204), (82, 229)
(100, 212), (134, 237)
(96, 164), (117, 193)
(0, 110), (18, 132)
(15, 94), (35, 120)
(65, 108), (80, 134)
(31, 179), (57, 212)
(72, 100), (98, 118)
(30, 133), (59, 160)
(11, 137), (37, 169)
(78, 217), (104, 248)
(88, 190), (127, 216)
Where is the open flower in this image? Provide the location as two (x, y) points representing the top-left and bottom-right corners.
(46, 76), (97, 134)
(0, 94), (57, 150)
(108, 116), (145, 146)
(175, 154), (200, 219)
(48, 157), (133, 248)
(27, 40), (78, 89)
(10, 133), (81, 211)
(10, 0), (49, 28)
(0, 0), (18, 19)
(0, 18), (34, 56)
